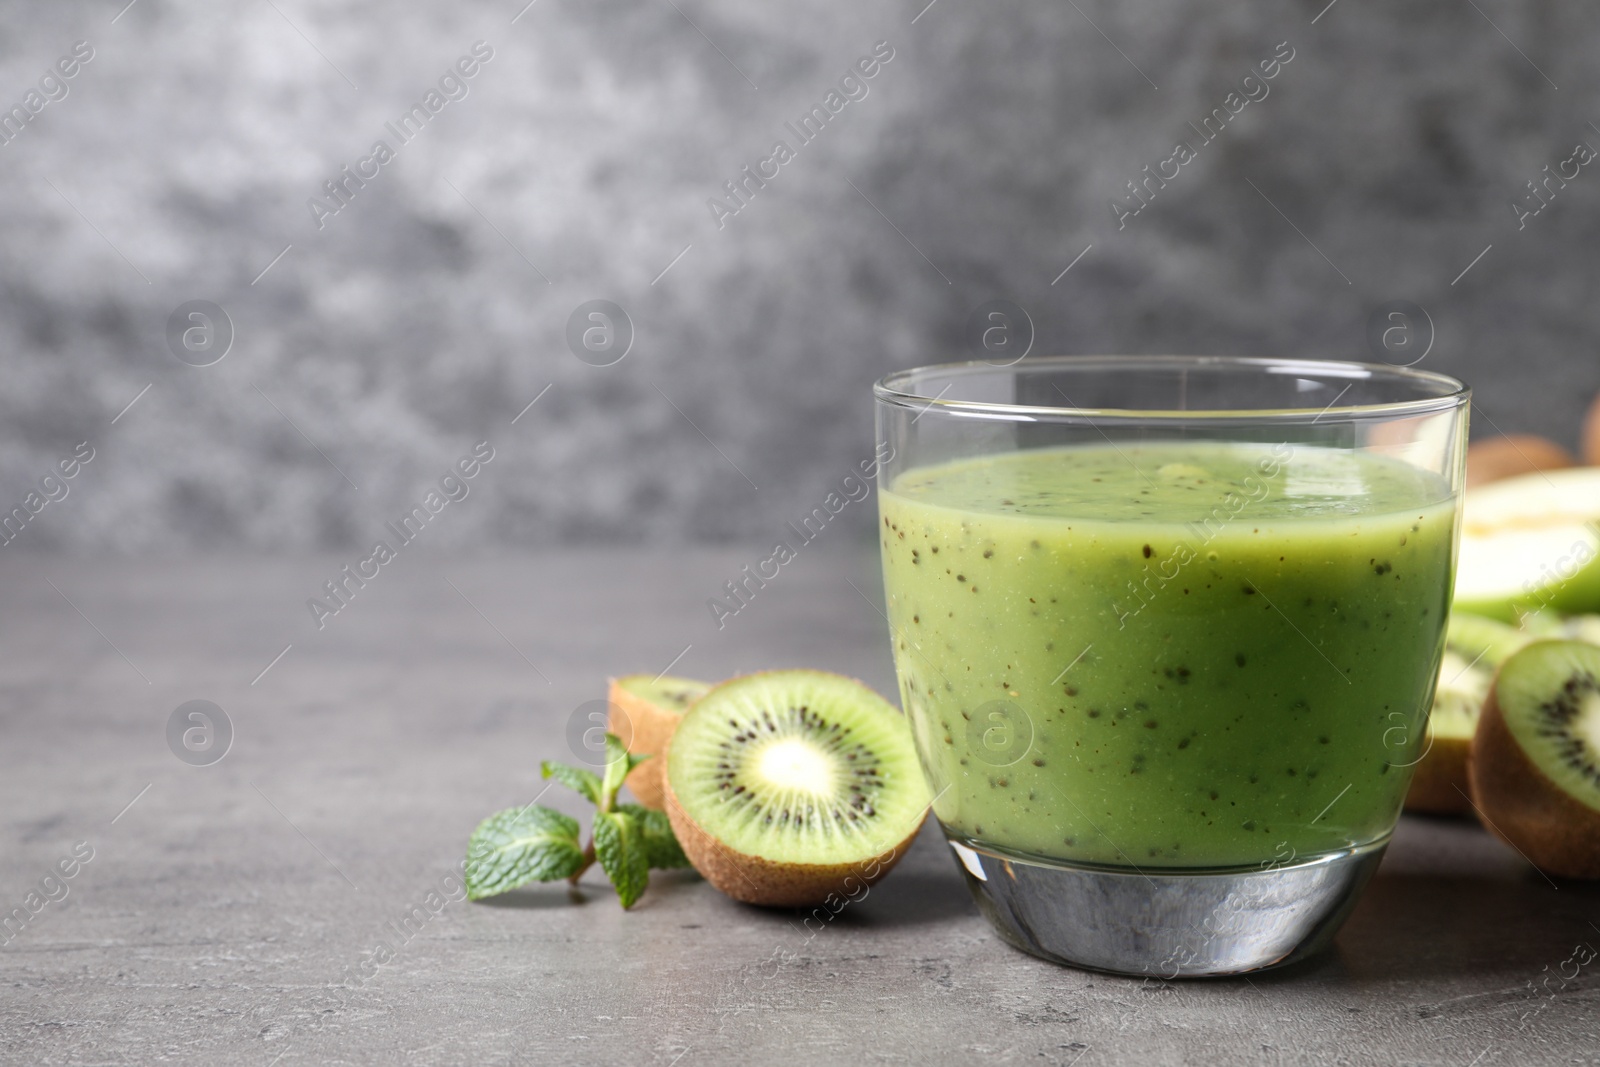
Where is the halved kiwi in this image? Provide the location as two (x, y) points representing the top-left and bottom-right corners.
(608, 674), (711, 809)
(664, 670), (929, 907)
(1406, 650), (1492, 814)
(1470, 640), (1600, 879)
(1406, 614), (1532, 814)
(1446, 611), (1535, 667)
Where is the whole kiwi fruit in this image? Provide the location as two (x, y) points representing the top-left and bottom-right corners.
(607, 674), (711, 809)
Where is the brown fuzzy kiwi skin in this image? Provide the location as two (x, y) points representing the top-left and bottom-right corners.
(1583, 393), (1600, 466)
(1464, 435), (1575, 488)
(607, 678), (684, 810)
(1469, 685), (1600, 879)
(1405, 735), (1473, 815)
(663, 755), (924, 908)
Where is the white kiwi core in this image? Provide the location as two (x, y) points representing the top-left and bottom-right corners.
(758, 738), (836, 796)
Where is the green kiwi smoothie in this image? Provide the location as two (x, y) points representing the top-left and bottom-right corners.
(879, 441), (1456, 869)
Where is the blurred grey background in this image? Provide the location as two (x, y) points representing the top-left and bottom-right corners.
(1, 0), (1594, 551)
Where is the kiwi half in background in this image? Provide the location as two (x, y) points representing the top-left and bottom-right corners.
(1470, 640), (1600, 879)
(1448, 611), (1539, 665)
(665, 670), (929, 907)
(608, 674), (711, 809)
(1406, 614), (1528, 814)
(1406, 650), (1493, 814)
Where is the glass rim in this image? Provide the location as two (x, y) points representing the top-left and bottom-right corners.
(872, 355), (1470, 423)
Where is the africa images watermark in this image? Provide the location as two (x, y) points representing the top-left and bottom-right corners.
(0, 841), (95, 948)
(0, 39), (95, 149)
(1110, 442), (1294, 628)
(1156, 837), (1303, 978)
(324, 861), (468, 997)
(273, 861), (469, 1056)
(708, 827), (923, 1049)
(748, 844), (900, 985)
(307, 441), (495, 629)
(706, 40), (896, 230)
(705, 441), (894, 629)
(0, 441), (95, 547)
(1514, 522), (1600, 614)
(1111, 41), (1296, 230)
(307, 40), (496, 230)
(1511, 138), (1597, 230)
(1516, 936), (1598, 1031)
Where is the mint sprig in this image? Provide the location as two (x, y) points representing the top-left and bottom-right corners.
(540, 761), (602, 806)
(593, 809), (650, 907)
(617, 803), (691, 869)
(465, 733), (691, 907)
(464, 806), (586, 896)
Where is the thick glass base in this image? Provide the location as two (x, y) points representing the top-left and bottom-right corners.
(947, 833), (1386, 977)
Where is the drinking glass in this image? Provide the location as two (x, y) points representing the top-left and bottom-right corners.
(874, 356), (1468, 976)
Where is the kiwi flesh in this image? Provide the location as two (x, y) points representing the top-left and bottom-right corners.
(664, 670), (929, 907)
(1406, 650), (1493, 814)
(608, 674), (711, 809)
(1469, 640), (1600, 879)
(1446, 612), (1535, 667)
(1405, 615), (1529, 814)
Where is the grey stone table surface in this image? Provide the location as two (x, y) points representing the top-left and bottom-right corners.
(1, 549), (1598, 1067)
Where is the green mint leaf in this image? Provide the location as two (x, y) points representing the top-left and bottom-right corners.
(600, 733), (649, 811)
(541, 761), (603, 807)
(617, 803), (691, 869)
(593, 809), (650, 908)
(465, 805), (584, 900)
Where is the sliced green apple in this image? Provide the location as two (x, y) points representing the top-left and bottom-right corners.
(1453, 468), (1600, 622)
